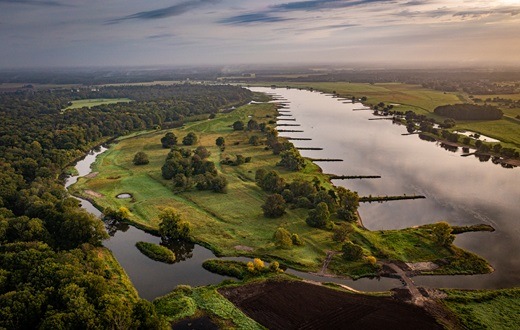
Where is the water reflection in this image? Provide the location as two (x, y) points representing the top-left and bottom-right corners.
(252, 87), (520, 289)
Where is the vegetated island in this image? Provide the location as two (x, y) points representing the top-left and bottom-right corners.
(135, 241), (176, 264)
(71, 91), (506, 328)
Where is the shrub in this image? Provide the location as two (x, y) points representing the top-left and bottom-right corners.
(215, 136), (225, 147)
(249, 135), (260, 146)
(273, 227), (292, 249)
(342, 241), (364, 261)
(366, 256), (377, 265)
(232, 120), (244, 130)
(291, 233), (304, 246)
(262, 194), (286, 218)
(133, 151), (149, 165)
(253, 258), (265, 271)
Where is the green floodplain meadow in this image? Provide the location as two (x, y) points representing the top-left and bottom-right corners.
(72, 95), (491, 276)
(68, 84), (520, 328)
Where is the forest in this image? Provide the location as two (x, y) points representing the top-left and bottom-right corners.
(433, 104), (504, 120)
(0, 84), (252, 329)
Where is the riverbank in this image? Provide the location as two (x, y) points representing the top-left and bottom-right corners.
(70, 93), (494, 280)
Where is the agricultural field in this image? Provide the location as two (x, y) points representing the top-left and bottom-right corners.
(64, 98), (132, 110)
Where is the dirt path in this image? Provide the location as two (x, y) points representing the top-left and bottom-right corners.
(318, 251), (339, 275)
(383, 262), (427, 306)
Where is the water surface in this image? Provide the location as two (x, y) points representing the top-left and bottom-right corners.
(252, 87), (520, 289)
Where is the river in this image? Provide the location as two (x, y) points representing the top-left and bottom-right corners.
(250, 87), (520, 289)
(68, 87), (519, 300)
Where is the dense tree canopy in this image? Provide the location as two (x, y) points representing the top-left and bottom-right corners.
(434, 104), (503, 120)
(0, 84), (252, 329)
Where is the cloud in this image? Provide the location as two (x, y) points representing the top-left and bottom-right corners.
(107, 0), (220, 24)
(146, 33), (175, 40)
(272, 0), (392, 11)
(0, 0), (66, 6)
(219, 13), (290, 25)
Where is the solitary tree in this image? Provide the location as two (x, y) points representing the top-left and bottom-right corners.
(133, 151), (149, 165)
(232, 120), (244, 131)
(215, 136), (225, 147)
(332, 222), (352, 243)
(341, 241), (364, 261)
(262, 194), (286, 218)
(182, 132), (198, 146)
(306, 202), (331, 229)
(161, 132), (177, 148)
(158, 208), (190, 241)
(247, 119), (259, 130)
(432, 221), (455, 247)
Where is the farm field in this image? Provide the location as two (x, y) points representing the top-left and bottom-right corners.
(219, 280), (442, 329)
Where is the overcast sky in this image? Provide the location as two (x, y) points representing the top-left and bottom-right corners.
(1, 0), (519, 68)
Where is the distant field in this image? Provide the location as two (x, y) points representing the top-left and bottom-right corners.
(64, 98), (132, 110)
(255, 82), (464, 117)
(256, 81), (520, 149)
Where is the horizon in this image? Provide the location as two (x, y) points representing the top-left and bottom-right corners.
(1, 0), (519, 69)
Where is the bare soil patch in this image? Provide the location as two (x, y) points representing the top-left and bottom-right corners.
(234, 245), (254, 252)
(84, 172), (98, 178)
(219, 280), (443, 330)
(85, 189), (103, 198)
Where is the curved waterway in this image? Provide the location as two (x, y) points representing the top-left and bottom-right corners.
(251, 87), (520, 289)
(67, 147), (400, 300)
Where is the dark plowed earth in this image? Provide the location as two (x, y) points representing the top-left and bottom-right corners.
(219, 281), (443, 330)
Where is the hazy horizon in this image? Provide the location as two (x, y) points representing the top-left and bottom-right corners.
(1, 0), (519, 69)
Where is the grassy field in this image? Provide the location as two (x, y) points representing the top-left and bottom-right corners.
(154, 282), (265, 329)
(72, 100), (492, 275)
(255, 82), (463, 117)
(64, 98), (132, 110)
(254, 81), (520, 149)
(442, 288), (520, 330)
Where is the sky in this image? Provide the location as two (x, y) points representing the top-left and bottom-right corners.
(1, 0), (519, 69)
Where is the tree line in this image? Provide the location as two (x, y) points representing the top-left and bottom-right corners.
(0, 84), (252, 329)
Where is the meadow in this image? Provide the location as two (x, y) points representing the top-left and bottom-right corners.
(64, 98), (132, 110)
(72, 100), (492, 275)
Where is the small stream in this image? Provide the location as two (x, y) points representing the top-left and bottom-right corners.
(67, 147), (400, 301)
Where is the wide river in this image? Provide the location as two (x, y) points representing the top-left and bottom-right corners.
(68, 87), (519, 299)
(251, 87), (520, 289)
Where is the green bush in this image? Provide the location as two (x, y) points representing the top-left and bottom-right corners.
(135, 242), (176, 263)
(202, 260), (245, 279)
